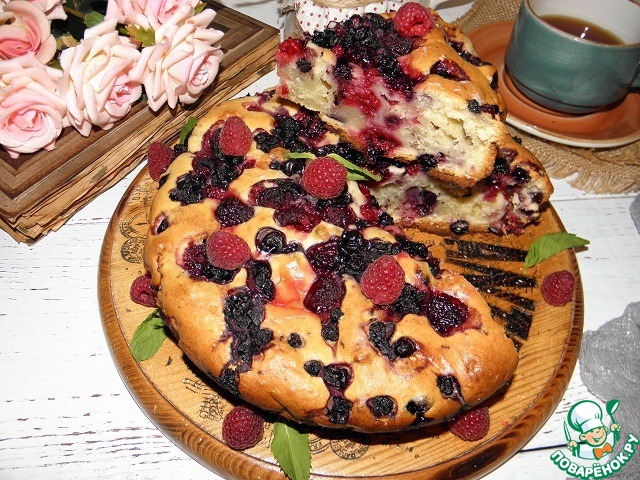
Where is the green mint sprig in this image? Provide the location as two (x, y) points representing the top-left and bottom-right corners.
(270, 421), (311, 480)
(129, 308), (167, 361)
(286, 152), (381, 182)
(524, 232), (589, 270)
(180, 117), (198, 145)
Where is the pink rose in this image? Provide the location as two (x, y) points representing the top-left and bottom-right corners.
(130, 7), (223, 111)
(58, 19), (143, 136)
(29, 0), (67, 21)
(105, 0), (200, 30)
(0, 0), (56, 63)
(0, 53), (66, 158)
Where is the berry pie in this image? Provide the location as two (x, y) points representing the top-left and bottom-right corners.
(142, 94), (519, 432)
(276, 3), (510, 188)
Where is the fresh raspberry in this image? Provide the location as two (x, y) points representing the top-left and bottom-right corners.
(219, 116), (252, 157)
(448, 405), (490, 441)
(206, 231), (251, 270)
(301, 156), (347, 199)
(360, 255), (405, 305)
(394, 2), (434, 38)
(541, 270), (575, 306)
(276, 38), (305, 64)
(221, 405), (264, 450)
(147, 141), (174, 182)
(130, 274), (156, 307)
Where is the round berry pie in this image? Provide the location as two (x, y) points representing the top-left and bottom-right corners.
(142, 94), (520, 432)
(276, 3), (510, 188)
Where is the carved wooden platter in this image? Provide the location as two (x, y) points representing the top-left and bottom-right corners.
(99, 168), (583, 480)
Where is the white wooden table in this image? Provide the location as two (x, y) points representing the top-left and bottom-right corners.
(1, 1), (639, 479)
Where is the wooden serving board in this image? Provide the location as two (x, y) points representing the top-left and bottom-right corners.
(99, 168), (583, 480)
(0, 2), (278, 244)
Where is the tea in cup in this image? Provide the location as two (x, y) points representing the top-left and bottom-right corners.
(505, 0), (640, 114)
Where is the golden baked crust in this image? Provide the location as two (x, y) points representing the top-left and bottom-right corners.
(276, 6), (509, 188)
(143, 94), (519, 433)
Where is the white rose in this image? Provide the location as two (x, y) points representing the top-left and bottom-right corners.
(58, 19), (143, 136)
(130, 6), (223, 111)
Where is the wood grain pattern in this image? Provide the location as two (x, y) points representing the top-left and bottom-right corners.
(0, 1), (279, 244)
(98, 168), (584, 480)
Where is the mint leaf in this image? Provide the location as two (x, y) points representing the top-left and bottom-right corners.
(270, 421), (311, 480)
(84, 11), (104, 28)
(180, 117), (198, 145)
(286, 152), (316, 160)
(327, 153), (382, 181)
(130, 309), (167, 361)
(524, 232), (589, 270)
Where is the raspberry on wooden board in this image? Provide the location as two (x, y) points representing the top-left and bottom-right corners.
(447, 405), (490, 441)
(541, 270), (575, 306)
(221, 406), (264, 450)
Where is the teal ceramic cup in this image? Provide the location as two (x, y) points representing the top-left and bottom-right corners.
(505, 0), (640, 114)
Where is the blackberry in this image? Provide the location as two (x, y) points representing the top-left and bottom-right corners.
(364, 239), (401, 264)
(321, 323), (339, 342)
(233, 328), (273, 364)
(417, 153), (438, 171)
(223, 288), (264, 331)
(170, 172), (206, 205)
(201, 263), (238, 284)
(253, 130), (281, 152)
(304, 360), (323, 376)
(272, 116), (301, 148)
(327, 395), (351, 424)
(216, 367), (239, 396)
(391, 284), (425, 318)
(322, 364), (352, 392)
(338, 230), (368, 277)
(436, 374), (462, 401)
(369, 320), (395, 360)
(246, 260), (275, 301)
(406, 398), (431, 426)
(311, 29), (339, 48)
(215, 196), (255, 226)
(287, 333), (303, 348)
(395, 235), (430, 261)
(367, 395), (396, 418)
(450, 220), (469, 236)
(173, 143), (188, 157)
(254, 179), (303, 209)
(333, 61), (352, 81)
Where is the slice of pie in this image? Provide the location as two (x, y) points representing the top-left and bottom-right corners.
(275, 4), (510, 188)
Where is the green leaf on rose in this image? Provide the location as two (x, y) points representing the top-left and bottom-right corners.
(195, 2), (207, 14)
(524, 232), (590, 270)
(285, 152), (381, 182)
(180, 117), (198, 145)
(130, 308), (167, 362)
(84, 11), (104, 28)
(126, 25), (156, 47)
(270, 421), (311, 480)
